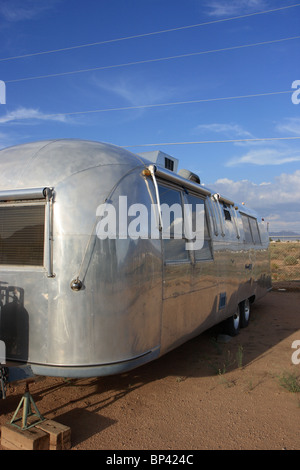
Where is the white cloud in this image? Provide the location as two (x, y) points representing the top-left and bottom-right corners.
(0, 132), (13, 149)
(226, 148), (300, 166)
(207, 170), (300, 232)
(0, 0), (59, 22)
(195, 122), (253, 138)
(0, 107), (68, 124)
(276, 117), (300, 136)
(88, 76), (180, 124)
(212, 170), (300, 208)
(205, 0), (269, 17)
(91, 76), (178, 108)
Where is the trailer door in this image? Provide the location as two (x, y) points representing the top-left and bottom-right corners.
(158, 184), (217, 353)
(240, 213), (256, 295)
(158, 184), (192, 300)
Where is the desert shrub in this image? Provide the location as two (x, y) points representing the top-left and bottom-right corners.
(279, 372), (300, 393)
(284, 255), (298, 266)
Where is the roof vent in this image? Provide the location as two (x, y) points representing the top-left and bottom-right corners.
(137, 150), (179, 173)
(178, 169), (201, 184)
(164, 157), (174, 171)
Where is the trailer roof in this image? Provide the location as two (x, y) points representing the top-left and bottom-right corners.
(0, 139), (144, 190)
(0, 139), (257, 218)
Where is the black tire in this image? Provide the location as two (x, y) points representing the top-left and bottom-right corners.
(225, 306), (240, 336)
(240, 299), (250, 328)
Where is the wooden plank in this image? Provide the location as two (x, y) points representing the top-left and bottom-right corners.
(35, 420), (71, 450)
(1, 423), (49, 450)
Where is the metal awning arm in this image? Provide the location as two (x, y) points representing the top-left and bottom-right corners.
(148, 164), (163, 232)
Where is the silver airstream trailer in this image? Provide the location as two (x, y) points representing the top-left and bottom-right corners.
(0, 139), (271, 380)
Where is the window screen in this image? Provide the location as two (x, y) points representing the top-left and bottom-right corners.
(0, 204), (45, 266)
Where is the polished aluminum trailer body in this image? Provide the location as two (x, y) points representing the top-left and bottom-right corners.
(0, 140), (271, 378)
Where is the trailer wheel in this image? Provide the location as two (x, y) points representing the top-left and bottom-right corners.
(225, 306), (240, 336)
(240, 299), (250, 328)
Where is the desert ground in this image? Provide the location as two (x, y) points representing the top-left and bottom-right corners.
(0, 286), (299, 451)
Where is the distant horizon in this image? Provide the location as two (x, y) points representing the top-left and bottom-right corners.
(269, 230), (300, 236)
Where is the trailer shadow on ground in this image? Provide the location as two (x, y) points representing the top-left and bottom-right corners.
(1, 289), (299, 449)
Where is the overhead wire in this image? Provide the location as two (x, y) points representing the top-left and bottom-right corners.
(1, 5), (298, 143)
(0, 3), (299, 62)
(5, 35), (300, 84)
(122, 136), (300, 148)
(12, 89), (292, 119)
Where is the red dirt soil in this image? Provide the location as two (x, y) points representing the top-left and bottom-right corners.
(1, 288), (300, 450)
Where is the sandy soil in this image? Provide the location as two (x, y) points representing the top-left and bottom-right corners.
(1, 287), (300, 451)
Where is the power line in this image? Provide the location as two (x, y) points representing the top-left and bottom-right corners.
(6, 35), (300, 84)
(1, 3), (299, 62)
(9, 89), (290, 119)
(122, 136), (300, 148)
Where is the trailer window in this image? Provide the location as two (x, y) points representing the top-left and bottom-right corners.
(240, 214), (252, 243)
(248, 217), (261, 244)
(223, 203), (232, 221)
(0, 204), (45, 266)
(240, 213), (261, 245)
(158, 185), (189, 262)
(185, 194), (213, 261)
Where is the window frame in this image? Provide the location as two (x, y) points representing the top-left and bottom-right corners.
(0, 200), (46, 268)
(157, 181), (190, 264)
(0, 187), (53, 276)
(240, 212), (261, 245)
(157, 181), (213, 264)
(183, 190), (214, 263)
(248, 216), (262, 245)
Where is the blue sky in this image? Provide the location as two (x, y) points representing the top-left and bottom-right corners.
(0, 0), (299, 232)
